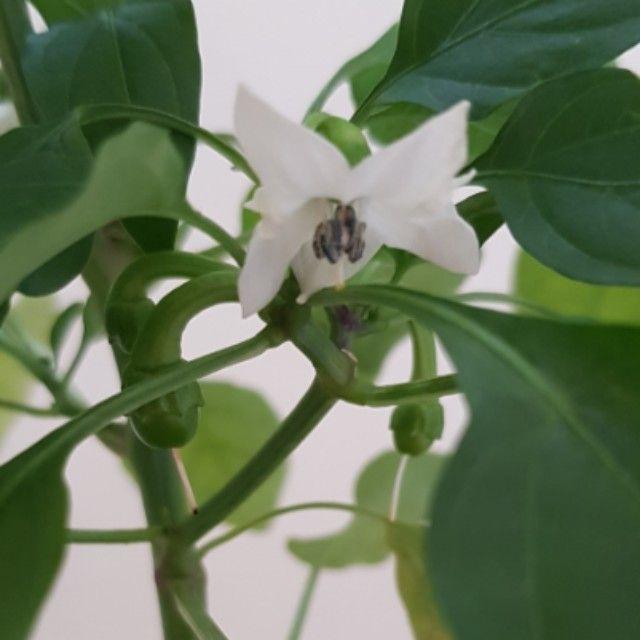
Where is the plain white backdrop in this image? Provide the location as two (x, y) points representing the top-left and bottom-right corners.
(2, 2), (639, 638)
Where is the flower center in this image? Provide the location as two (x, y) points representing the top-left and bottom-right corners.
(312, 203), (366, 264)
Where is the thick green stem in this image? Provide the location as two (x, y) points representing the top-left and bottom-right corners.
(178, 378), (336, 543)
(131, 271), (238, 369)
(0, 0), (36, 123)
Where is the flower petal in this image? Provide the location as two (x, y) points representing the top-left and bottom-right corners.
(345, 101), (471, 212)
(369, 203), (480, 275)
(234, 86), (350, 217)
(238, 201), (327, 316)
(292, 228), (384, 303)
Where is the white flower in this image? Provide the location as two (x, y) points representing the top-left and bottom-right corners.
(0, 101), (18, 136)
(234, 86), (480, 317)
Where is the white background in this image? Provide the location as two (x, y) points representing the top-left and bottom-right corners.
(2, 1), (639, 638)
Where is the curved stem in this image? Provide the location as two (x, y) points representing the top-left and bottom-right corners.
(343, 374), (459, 407)
(66, 527), (160, 544)
(180, 207), (246, 266)
(455, 292), (559, 319)
(0, 398), (59, 417)
(76, 103), (259, 184)
(131, 271), (238, 369)
(109, 252), (232, 303)
(179, 379), (336, 544)
(196, 501), (387, 558)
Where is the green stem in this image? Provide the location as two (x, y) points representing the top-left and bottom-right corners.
(287, 566), (321, 640)
(66, 527), (160, 544)
(109, 252), (231, 303)
(344, 374), (459, 407)
(178, 378), (336, 543)
(76, 103), (259, 184)
(131, 271), (238, 369)
(197, 501), (387, 558)
(180, 207), (246, 266)
(0, 398), (58, 417)
(455, 292), (559, 319)
(172, 583), (229, 640)
(0, 0), (36, 123)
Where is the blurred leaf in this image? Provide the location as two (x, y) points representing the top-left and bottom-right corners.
(0, 121), (186, 305)
(182, 382), (287, 528)
(515, 251), (640, 324)
(388, 524), (451, 640)
(288, 451), (447, 568)
(30, 0), (120, 23)
(0, 443), (67, 640)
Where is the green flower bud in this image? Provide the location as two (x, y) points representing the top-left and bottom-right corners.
(390, 404), (443, 456)
(305, 112), (370, 167)
(124, 363), (204, 448)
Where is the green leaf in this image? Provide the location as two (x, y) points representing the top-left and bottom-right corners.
(515, 251), (640, 324)
(49, 302), (84, 365)
(387, 524), (451, 640)
(0, 443), (67, 640)
(477, 68), (640, 286)
(288, 451), (446, 568)
(22, 0), (201, 256)
(182, 382), (287, 528)
(358, 0), (640, 119)
(317, 284), (640, 639)
(30, 0), (121, 24)
(0, 121), (186, 305)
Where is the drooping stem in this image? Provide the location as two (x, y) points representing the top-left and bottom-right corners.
(178, 378), (336, 544)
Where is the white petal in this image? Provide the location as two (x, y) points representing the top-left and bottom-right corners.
(369, 203), (480, 275)
(234, 86), (350, 216)
(0, 102), (18, 136)
(238, 201), (326, 316)
(292, 228), (384, 303)
(345, 101), (471, 212)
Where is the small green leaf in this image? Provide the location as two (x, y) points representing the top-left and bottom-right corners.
(305, 113), (370, 167)
(288, 451), (447, 568)
(387, 524), (451, 640)
(49, 302), (84, 365)
(477, 68), (640, 286)
(182, 382), (287, 528)
(515, 251), (640, 324)
(358, 0), (640, 118)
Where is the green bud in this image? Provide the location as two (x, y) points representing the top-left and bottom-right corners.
(124, 363), (204, 448)
(305, 112), (370, 167)
(390, 404), (443, 456)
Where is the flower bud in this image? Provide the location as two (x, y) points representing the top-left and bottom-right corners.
(390, 404), (443, 456)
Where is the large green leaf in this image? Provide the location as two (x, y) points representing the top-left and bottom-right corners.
(182, 382), (287, 528)
(30, 0), (121, 24)
(317, 284), (640, 639)
(0, 121), (186, 305)
(515, 251), (640, 324)
(18, 0), (201, 286)
(477, 68), (640, 286)
(358, 0), (640, 119)
(288, 451), (446, 568)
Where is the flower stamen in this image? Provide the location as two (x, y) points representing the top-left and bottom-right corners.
(312, 204), (367, 265)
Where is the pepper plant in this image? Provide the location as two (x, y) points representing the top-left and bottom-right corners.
(1, 0), (640, 638)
